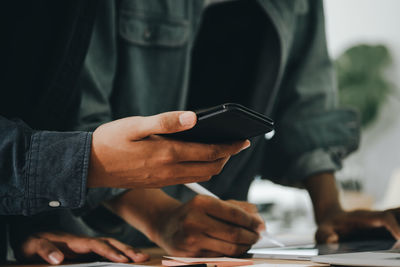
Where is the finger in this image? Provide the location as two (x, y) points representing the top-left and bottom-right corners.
(379, 212), (400, 240)
(197, 235), (252, 256)
(101, 238), (150, 263)
(316, 224), (339, 244)
(227, 200), (258, 213)
(28, 238), (65, 265)
(162, 157), (230, 180)
(124, 111), (197, 140)
(86, 239), (129, 263)
(199, 212), (259, 245)
(227, 200), (266, 233)
(200, 197), (262, 233)
(165, 139), (251, 162)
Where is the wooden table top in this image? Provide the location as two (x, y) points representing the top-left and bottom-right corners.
(3, 247), (328, 267)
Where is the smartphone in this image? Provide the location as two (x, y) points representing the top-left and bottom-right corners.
(166, 103), (274, 143)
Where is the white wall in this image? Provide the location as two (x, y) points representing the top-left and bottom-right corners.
(324, 0), (400, 203)
(324, 0), (400, 85)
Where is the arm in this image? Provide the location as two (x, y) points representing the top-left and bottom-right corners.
(0, 111), (249, 216)
(258, 1), (400, 242)
(260, 0), (359, 186)
(0, 116), (91, 216)
(105, 189), (264, 257)
(305, 172), (400, 243)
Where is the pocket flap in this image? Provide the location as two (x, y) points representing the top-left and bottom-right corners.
(119, 12), (189, 47)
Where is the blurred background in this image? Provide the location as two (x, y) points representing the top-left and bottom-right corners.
(248, 0), (400, 237)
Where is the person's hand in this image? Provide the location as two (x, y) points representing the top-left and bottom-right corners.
(150, 195), (265, 257)
(16, 232), (149, 265)
(87, 111), (250, 188)
(316, 208), (400, 243)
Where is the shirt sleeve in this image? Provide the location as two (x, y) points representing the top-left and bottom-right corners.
(0, 116), (91, 216)
(259, 0), (360, 185)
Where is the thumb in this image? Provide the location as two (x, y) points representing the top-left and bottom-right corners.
(316, 224), (339, 244)
(128, 111), (197, 140)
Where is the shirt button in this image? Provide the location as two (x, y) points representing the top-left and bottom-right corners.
(49, 201), (61, 208)
(143, 29), (152, 40)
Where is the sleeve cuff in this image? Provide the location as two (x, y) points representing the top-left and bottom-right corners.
(72, 188), (128, 216)
(25, 131), (92, 215)
(282, 148), (342, 186)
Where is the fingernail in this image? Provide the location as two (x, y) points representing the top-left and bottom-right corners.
(48, 252), (62, 264)
(241, 140), (251, 150)
(256, 223), (266, 234)
(179, 112), (196, 127)
(327, 234), (339, 243)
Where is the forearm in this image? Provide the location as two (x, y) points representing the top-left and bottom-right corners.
(104, 188), (181, 241)
(304, 172), (343, 224)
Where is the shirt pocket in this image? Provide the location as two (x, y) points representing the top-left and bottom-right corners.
(119, 10), (189, 48)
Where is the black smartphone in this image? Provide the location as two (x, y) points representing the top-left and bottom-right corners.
(167, 103), (274, 143)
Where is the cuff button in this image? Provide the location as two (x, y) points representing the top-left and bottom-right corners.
(49, 201), (61, 208)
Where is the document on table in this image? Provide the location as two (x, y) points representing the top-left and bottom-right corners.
(162, 256), (253, 267)
(59, 262), (148, 267)
(251, 264), (320, 267)
(251, 233), (314, 249)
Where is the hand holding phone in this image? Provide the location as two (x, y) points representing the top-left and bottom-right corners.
(166, 103), (274, 143)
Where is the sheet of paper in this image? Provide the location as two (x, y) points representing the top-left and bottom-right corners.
(164, 256), (253, 263)
(59, 262), (148, 267)
(251, 233), (314, 249)
(163, 256), (254, 267)
(247, 264), (316, 267)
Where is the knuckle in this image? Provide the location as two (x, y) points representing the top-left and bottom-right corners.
(157, 116), (170, 131)
(212, 161), (224, 175)
(248, 203), (258, 212)
(182, 217), (197, 230)
(191, 195), (209, 207)
(207, 147), (220, 161)
(226, 244), (241, 256)
(228, 228), (242, 242)
(157, 146), (176, 164)
(183, 235), (198, 247)
(229, 207), (240, 219)
(37, 239), (49, 250)
(166, 145), (178, 161)
(159, 167), (175, 179)
(88, 237), (102, 246)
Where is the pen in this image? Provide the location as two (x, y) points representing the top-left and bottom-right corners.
(184, 183), (285, 247)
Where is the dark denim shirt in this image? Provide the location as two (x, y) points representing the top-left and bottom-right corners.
(0, 118), (91, 216)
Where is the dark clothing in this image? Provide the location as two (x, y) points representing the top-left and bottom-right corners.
(0, 0), (98, 260)
(0, 0), (360, 259)
(0, 0), (96, 215)
(60, 0), (359, 247)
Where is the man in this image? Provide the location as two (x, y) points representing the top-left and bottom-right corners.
(0, 0), (253, 263)
(1, 0), (399, 264)
(60, 0), (400, 257)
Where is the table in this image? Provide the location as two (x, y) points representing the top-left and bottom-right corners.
(3, 247), (328, 267)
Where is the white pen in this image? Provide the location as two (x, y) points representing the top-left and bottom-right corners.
(184, 182), (285, 247)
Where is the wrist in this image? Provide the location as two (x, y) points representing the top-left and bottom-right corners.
(305, 172), (344, 224)
(105, 189), (181, 243)
(146, 198), (181, 244)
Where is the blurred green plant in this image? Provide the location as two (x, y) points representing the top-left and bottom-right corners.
(335, 44), (393, 128)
